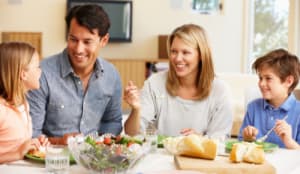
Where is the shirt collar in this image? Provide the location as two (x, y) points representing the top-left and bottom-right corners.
(263, 93), (297, 111)
(60, 49), (104, 78)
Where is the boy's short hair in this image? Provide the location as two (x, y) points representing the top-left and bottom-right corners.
(252, 48), (300, 92)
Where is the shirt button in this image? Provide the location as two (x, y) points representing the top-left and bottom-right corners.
(61, 105), (64, 109)
(78, 81), (81, 84)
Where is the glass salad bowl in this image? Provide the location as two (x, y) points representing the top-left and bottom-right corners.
(68, 134), (148, 174)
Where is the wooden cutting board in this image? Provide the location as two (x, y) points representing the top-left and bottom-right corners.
(174, 155), (275, 174)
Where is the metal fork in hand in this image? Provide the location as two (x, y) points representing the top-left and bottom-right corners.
(257, 115), (288, 142)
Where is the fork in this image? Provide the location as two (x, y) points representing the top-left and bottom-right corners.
(257, 115), (288, 142)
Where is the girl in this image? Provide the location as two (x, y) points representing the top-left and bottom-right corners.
(0, 42), (47, 163)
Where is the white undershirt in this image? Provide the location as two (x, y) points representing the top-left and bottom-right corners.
(17, 104), (28, 125)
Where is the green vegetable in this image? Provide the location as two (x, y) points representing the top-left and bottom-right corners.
(85, 136), (96, 147)
(157, 135), (169, 148)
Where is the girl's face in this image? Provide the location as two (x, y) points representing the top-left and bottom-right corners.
(257, 66), (292, 107)
(169, 37), (200, 81)
(22, 52), (42, 91)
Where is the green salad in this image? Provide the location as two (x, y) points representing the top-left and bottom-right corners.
(74, 136), (144, 173)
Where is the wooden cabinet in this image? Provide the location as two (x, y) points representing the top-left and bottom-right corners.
(107, 59), (168, 110)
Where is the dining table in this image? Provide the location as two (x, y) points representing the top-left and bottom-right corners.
(1, 148), (300, 174)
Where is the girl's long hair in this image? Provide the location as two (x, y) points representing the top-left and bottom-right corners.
(0, 42), (36, 107)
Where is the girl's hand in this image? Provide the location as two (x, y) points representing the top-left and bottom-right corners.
(19, 138), (41, 156)
(38, 134), (50, 146)
(124, 81), (140, 109)
(242, 125), (258, 142)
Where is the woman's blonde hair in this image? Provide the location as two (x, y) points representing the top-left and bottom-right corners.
(166, 24), (215, 100)
(0, 42), (36, 107)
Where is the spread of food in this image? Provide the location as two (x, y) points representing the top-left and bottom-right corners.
(163, 134), (218, 160)
(229, 142), (265, 164)
(68, 134), (147, 173)
(162, 134), (277, 165)
(27, 148), (46, 159)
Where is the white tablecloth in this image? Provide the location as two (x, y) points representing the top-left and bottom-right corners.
(1, 148), (300, 174)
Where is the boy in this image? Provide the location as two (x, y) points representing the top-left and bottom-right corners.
(239, 48), (300, 149)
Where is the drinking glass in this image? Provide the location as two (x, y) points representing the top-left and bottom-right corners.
(145, 121), (158, 153)
(45, 145), (70, 174)
(210, 133), (231, 156)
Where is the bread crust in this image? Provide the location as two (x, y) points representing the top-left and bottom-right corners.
(177, 134), (217, 160)
(230, 142), (265, 164)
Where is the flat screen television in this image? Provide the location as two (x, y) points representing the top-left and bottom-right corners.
(67, 0), (132, 42)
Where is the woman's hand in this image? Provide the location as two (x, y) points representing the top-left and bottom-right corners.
(242, 125), (258, 142)
(180, 128), (198, 136)
(124, 81), (140, 110)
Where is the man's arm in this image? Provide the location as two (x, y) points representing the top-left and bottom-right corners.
(27, 72), (48, 138)
(99, 71), (123, 135)
(48, 133), (81, 145)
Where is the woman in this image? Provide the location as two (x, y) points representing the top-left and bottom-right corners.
(124, 24), (233, 137)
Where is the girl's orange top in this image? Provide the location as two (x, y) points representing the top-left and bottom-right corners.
(0, 98), (32, 155)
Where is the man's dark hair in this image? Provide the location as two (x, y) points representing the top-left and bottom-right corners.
(65, 4), (110, 37)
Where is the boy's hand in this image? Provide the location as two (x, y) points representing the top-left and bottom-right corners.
(243, 125), (258, 142)
(274, 119), (292, 142)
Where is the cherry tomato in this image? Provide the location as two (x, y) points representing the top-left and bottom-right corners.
(103, 137), (112, 145)
(127, 141), (134, 147)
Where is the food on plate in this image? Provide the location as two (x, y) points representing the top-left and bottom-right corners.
(226, 140), (278, 153)
(163, 134), (218, 160)
(230, 142), (265, 164)
(28, 147), (46, 159)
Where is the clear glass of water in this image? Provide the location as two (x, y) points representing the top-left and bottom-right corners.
(210, 133), (231, 156)
(145, 122), (158, 153)
(45, 145), (70, 174)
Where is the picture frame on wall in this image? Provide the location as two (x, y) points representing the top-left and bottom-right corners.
(192, 0), (223, 14)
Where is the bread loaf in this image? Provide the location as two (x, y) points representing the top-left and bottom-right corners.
(176, 134), (217, 160)
(230, 142), (265, 164)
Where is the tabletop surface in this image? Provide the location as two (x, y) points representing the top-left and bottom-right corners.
(1, 148), (300, 174)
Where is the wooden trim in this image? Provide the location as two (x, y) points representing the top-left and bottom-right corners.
(1, 32), (42, 59)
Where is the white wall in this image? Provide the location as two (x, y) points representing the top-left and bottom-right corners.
(0, 0), (244, 72)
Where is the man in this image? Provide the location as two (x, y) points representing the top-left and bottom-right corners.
(27, 4), (123, 145)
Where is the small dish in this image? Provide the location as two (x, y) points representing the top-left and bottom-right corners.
(225, 140), (278, 153)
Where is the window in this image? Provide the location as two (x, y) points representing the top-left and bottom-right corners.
(243, 0), (300, 72)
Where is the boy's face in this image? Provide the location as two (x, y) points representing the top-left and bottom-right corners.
(257, 66), (292, 106)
